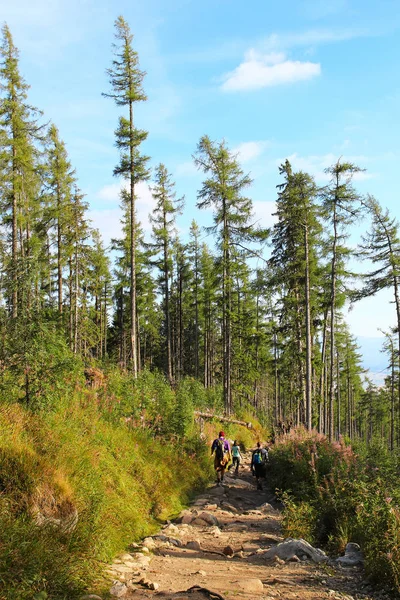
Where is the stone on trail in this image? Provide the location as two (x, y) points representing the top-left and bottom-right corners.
(110, 582), (128, 597)
(163, 523), (180, 535)
(197, 511), (219, 526)
(205, 503), (218, 510)
(234, 578), (264, 593)
(223, 545), (234, 556)
(80, 596), (103, 600)
(186, 540), (202, 551)
(191, 518), (209, 527)
(263, 538), (328, 563)
(259, 502), (277, 514)
(337, 542), (364, 566)
(142, 537), (157, 550)
(220, 502), (238, 513)
(178, 509), (196, 524)
(209, 525), (222, 536)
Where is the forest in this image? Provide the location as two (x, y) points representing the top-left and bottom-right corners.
(1, 18), (399, 444)
(2, 13), (400, 600)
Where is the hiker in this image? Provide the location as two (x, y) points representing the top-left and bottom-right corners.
(231, 440), (242, 475)
(251, 441), (268, 490)
(211, 431), (231, 486)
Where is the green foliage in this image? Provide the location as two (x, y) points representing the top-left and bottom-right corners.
(270, 428), (400, 593)
(0, 383), (214, 599)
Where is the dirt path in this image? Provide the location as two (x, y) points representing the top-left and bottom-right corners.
(106, 453), (386, 600)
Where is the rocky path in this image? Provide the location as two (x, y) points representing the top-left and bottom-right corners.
(102, 454), (386, 600)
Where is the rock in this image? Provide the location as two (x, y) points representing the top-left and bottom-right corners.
(288, 554), (300, 562)
(197, 511), (219, 526)
(259, 502), (277, 514)
(142, 537), (156, 550)
(193, 498), (209, 506)
(274, 556), (285, 565)
(195, 569), (207, 576)
(110, 582), (128, 597)
(80, 596), (103, 600)
(148, 582), (159, 590)
(191, 518), (209, 527)
(110, 564), (134, 574)
(128, 542), (140, 550)
(141, 546), (150, 554)
(120, 553), (134, 562)
(223, 545), (234, 556)
(180, 512), (194, 525)
(209, 526), (221, 537)
(163, 523), (180, 535)
(234, 579), (264, 593)
(186, 540), (202, 551)
(131, 553), (151, 566)
(263, 538), (328, 563)
(220, 502), (238, 513)
(337, 542), (364, 566)
(235, 550), (245, 558)
(205, 504), (218, 510)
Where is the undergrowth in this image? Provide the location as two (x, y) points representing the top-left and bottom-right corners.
(0, 368), (263, 599)
(268, 428), (400, 594)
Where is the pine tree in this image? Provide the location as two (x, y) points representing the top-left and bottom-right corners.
(103, 16), (150, 376)
(0, 24), (44, 319)
(149, 164), (183, 383)
(195, 136), (266, 413)
(43, 123), (76, 316)
(321, 160), (363, 440)
(269, 161), (321, 429)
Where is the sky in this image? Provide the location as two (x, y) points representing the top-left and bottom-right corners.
(2, 0), (400, 379)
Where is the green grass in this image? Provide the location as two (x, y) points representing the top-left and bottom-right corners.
(0, 392), (213, 599)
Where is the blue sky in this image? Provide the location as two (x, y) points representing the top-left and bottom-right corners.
(2, 0), (400, 377)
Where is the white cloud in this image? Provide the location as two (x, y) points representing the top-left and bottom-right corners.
(232, 141), (270, 163)
(221, 50), (321, 92)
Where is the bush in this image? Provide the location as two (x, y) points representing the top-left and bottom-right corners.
(269, 427), (400, 593)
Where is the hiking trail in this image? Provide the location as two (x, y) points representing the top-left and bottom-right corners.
(104, 453), (390, 600)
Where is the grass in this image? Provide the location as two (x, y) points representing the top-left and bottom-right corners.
(0, 372), (264, 599)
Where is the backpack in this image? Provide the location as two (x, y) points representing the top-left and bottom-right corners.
(253, 449), (264, 465)
(215, 439), (224, 462)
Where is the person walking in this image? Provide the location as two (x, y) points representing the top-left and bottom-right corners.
(231, 440), (242, 475)
(251, 442), (268, 490)
(211, 431), (231, 486)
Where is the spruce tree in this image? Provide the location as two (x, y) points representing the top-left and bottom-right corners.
(0, 24), (43, 319)
(195, 136), (266, 413)
(321, 160), (363, 440)
(103, 16), (150, 376)
(149, 164), (183, 383)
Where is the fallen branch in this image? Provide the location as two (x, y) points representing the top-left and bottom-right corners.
(194, 411), (252, 429)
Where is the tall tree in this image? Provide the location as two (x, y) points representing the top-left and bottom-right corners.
(355, 196), (400, 445)
(321, 160), (363, 440)
(269, 161), (320, 429)
(149, 164), (183, 383)
(103, 16), (150, 377)
(195, 136), (266, 413)
(0, 24), (43, 319)
(44, 123), (76, 315)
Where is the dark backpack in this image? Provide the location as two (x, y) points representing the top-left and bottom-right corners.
(215, 439), (224, 461)
(253, 449), (264, 465)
